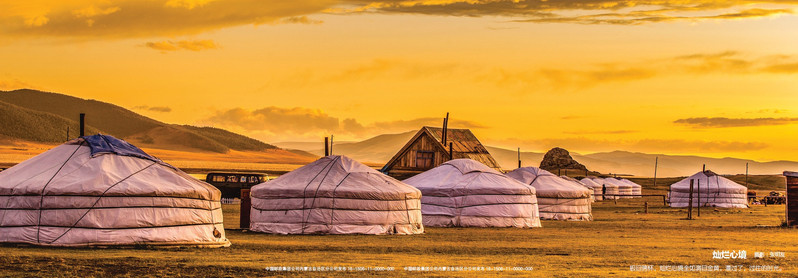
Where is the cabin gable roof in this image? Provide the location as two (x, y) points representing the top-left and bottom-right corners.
(381, 126), (501, 172)
(380, 128), (449, 172)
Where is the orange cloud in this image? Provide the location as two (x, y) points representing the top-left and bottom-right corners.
(563, 130), (638, 135)
(764, 62), (798, 73)
(164, 0), (217, 10)
(361, 1), (794, 25)
(674, 117), (798, 128)
(201, 106), (485, 139)
(206, 107), (340, 134)
(280, 16), (323, 24)
(143, 40), (219, 52)
(0, 79), (39, 91)
(511, 8), (792, 25)
(1, 1), (796, 40)
(535, 66), (656, 88)
(0, 0), (336, 38)
(266, 52), (798, 93)
(132, 105), (172, 112)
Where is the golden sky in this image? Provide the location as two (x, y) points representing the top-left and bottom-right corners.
(1, 0), (797, 161)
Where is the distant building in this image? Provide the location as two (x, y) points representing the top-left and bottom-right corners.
(381, 126), (500, 179)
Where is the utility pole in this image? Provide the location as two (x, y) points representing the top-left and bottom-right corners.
(653, 156), (658, 188)
(745, 163), (749, 187)
(688, 179), (694, 220)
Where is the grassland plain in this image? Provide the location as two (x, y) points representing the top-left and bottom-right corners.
(1, 195), (796, 277)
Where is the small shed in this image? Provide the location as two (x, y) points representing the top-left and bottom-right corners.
(381, 126), (500, 179)
(785, 171), (798, 227)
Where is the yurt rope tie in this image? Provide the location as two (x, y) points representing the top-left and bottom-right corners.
(375, 174), (413, 231)
(296, 158), (336, 231)
(328, 173), (351, 227)
(298, 159), (336, 214)
(403, 194), (411, 229)
(202, 188), (220, 238)
(47, 161), (157, 245)
(301, 156), (339, 234)
(180, 169), (222, 238)
(713, 175), (720, 203)
(388, 176), (413, 229)
(456, 173), (480, 226)
(36, 141), (84, 244)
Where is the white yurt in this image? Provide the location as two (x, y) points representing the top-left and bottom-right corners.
(580, 178), (604, 201)
(669, 170), (748, 208)
(618, 178), (643, 198)
(560, 176), (595, 202)
(506, 167), (592, 221)
(606, 178), (634, 199)
(403, 159), (541, 228)
(589, 177), (620, 200)
(0, 135), (230, 247)
(249, 155), (424, 235)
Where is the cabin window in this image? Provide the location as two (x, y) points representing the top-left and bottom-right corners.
(212, 176), (226, 182)
(227, 176), (237, 182)
(416, 151), (434, 168)
(250, 176), (258, 183)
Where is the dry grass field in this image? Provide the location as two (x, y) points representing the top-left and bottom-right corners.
(1, 195), (796, 277)
(1, 146), (794, 276)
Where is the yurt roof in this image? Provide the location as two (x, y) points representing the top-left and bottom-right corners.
(588, 177), (619, 188)
(404, 159), (535, 196)
(580, 178), (602, 188)
(252, 155), (420, 200)
(506, 167), (590, 198)
(670, 170), (747, 192)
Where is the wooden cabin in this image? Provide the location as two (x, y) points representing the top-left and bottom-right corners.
(381, 126), (501, 179)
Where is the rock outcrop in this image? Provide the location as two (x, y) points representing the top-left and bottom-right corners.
(540, 147), (588, 172)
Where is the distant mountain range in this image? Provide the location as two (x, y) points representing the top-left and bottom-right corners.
(274, 131), (798, 177)
(0, 89), (316, 161)
(5, 88), (796, 176)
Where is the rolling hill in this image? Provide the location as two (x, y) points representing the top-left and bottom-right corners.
(275, 131), (798, 177)
(0, 99), (101, 142)
(275, 131), (416, 164)
(0, 89), (316, 163)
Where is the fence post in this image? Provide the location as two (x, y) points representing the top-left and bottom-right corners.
(240, 189), (251, 229)
(697, 180), (701, 217)
(688, 180), (694, 220)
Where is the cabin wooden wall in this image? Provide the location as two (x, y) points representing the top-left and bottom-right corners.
(389, 134), (446, 171)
